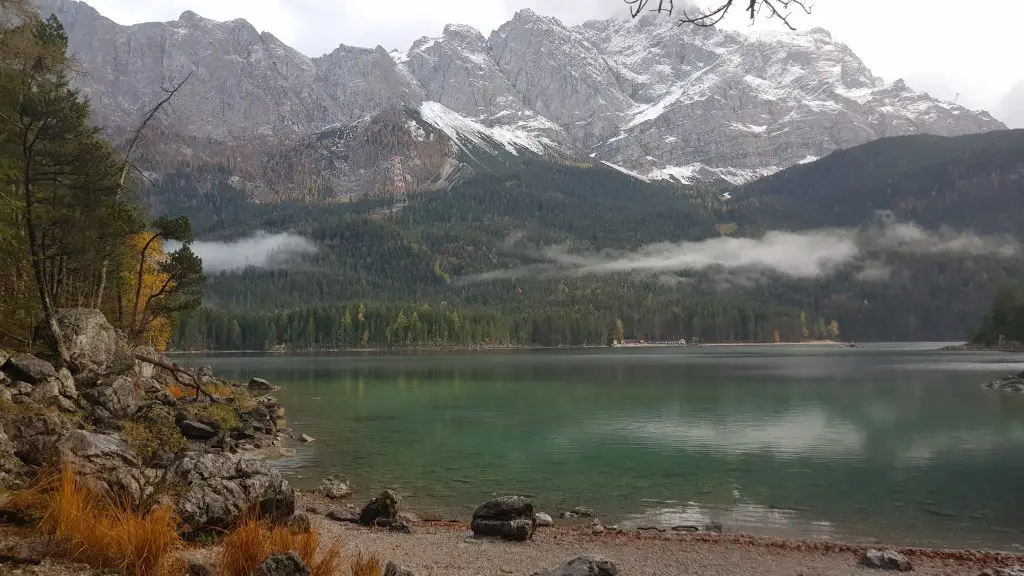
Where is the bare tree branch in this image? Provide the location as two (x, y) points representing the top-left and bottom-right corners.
(133, 352), (219, 403)
(628, 0), (811, 30)
(119, 71), (192, 186)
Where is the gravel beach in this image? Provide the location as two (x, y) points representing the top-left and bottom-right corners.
(315, 517), (1017, 576)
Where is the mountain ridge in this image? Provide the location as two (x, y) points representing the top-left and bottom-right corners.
(34, 0), (1007, 198)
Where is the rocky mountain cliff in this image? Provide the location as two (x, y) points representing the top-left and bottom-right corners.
(35, 0), (1006, 197)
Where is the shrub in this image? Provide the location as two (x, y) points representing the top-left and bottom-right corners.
(185, 402), (241, 431)
(122, 418), (187, 465)
(351, 553), (383, 576)
(219, 516), (342, 576)
(10, 466), (183, 576)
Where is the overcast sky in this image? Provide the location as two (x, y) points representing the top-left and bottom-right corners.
(82, 0), (1023, 127)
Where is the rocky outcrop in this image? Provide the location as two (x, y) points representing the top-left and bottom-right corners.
(471, 496), (536, 541)
(532, 556), (620, 576)
(56, 430), (147, 504)
(255, 552), (310, 576)
(359, 489), (401, 526)
(29, 368), (78, 412)
(859, 549), (913, 572)
(2, 411), (71, 466)
(2, 353), (57, 384)
(81, 375), (138, 422)
(171, 453), (295, 533)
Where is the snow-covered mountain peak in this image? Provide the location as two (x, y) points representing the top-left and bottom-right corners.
(35, 0), (1009, 193)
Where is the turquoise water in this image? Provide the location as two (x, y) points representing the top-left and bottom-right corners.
(186, 345), (1024, 550)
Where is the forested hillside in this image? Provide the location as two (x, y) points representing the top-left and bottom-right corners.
(154, 129), (1024, 350)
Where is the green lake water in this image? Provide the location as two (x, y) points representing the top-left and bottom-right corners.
(185, 344), (1024, 551)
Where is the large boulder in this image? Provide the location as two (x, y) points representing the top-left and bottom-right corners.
(171, 453), (294, 533)
(2, 411), (70, 466)
(178, 420), (219, 440)
(859, 549), (913, 572)
(2, 353), (57, 384)
(471, 496), (536, 542)
(56, 431), (147, 504)
(532, 556), (619, 576)
(359, 489), (401, 526)
(41, 309), (129, 373)
(81, 375), (138, 422)
(255, 552), (310, 576)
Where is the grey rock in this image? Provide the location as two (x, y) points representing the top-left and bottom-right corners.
(298, 433), (315, 443)
(178, 420), (219, 440)
(985, 374), (1024, 393)
(535, 512), (554, 527)
(471, 495), (536, 541)
(248, 377), (273, 391)
(255, 552), (310, 576)
(2, 353), (57, 384)
(171, 452), (295, 533)
(0, 385), (11, 403)
(41, 308), (127, 372)
(531, 556), (620, 576)
(319, 476), (353, 499)
(186, 559), (215, 576)
(0, 349), (9, 367)
(859, 549), (913, 572)
(288, 512), (312, 534)
(359, 489), (401, 526)
(326, 507), (359, 523)
(29, 378), (77, 412)
(2, 411), (70, 466)
(0, 427), (25, 479)
(10, 381), (33, 395)
(384, 560), (416, 576)
(56, 430), (147, 504)
(81, 375), (138, 421)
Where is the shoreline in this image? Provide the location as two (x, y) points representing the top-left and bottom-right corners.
(297, 490), (1024, 576)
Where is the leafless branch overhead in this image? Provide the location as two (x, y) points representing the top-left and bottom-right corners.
(627, 0), (812, 30)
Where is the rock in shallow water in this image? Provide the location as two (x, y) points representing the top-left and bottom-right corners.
(532, 556), (620, 576)
(471, 495), (536, 541)
(859, 549), (913, 572)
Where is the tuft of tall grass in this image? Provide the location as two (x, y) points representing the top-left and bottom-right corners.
(219, 516), (342, 576)
(8, 466), (183, 576)
(350, 553), (383, 576)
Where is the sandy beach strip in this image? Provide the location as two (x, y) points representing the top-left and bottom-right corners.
(314, 517), (1020, 576)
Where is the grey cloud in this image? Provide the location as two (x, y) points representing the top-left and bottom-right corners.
(994, 79), (1024, 129)
(170, 232), (317, 273)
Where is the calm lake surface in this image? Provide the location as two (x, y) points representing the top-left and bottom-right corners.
(184, 344), (1024, 550)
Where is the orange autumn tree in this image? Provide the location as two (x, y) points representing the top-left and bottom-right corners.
(120, 233), (172, 349)
(119, 216), (205, 350)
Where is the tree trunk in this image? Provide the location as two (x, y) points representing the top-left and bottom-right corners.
(22, 147), (69, 367)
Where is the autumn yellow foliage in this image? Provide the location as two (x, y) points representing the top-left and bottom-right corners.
(219, 516), (342, 576)
(6, 466), (183, 576)
(120, 232), (174, 350)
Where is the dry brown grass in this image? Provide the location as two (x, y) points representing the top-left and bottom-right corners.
(350, 553), (383, 576)
(219, 516), (342, 576)
(5, 466), (183, 576)
(166, 382), (190, 399)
